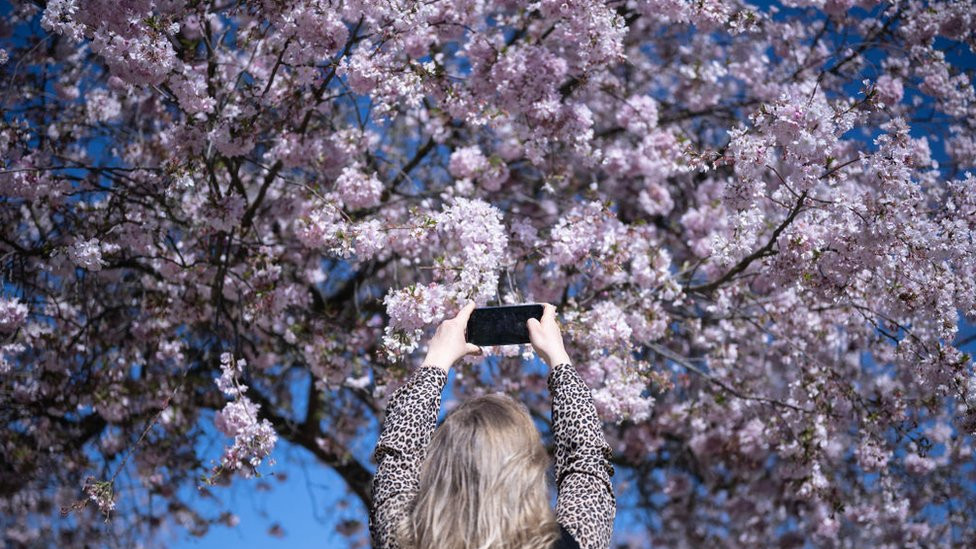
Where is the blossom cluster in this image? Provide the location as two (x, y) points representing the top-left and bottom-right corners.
(0, 297), (28, 332)
(213, 353), (277, 477)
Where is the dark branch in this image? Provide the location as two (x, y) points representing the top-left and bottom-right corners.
(687, 191), (807, 296)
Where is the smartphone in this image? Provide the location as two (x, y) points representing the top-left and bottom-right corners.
(465, 303), (545, 346)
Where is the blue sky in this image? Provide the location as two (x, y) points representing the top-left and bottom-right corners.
(170, 445), (367, 549)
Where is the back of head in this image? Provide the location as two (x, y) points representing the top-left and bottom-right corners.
(398, 393), (559, 549)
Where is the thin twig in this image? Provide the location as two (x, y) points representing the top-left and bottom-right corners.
(647, 342), (817, 415)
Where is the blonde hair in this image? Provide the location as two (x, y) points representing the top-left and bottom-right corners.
(397, 393), (560, 549)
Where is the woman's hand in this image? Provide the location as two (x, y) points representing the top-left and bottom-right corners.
(527, 303), (572, 367)
(421, 300), (483, 371)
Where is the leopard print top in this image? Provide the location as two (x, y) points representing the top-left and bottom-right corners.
(369, 363), (616, 549)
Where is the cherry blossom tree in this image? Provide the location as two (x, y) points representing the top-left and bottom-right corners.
(2, 0), (975, 546)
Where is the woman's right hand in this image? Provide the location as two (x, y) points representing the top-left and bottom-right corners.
(527, 303), (572, 367)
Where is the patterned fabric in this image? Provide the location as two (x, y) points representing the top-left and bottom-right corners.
(368, 362), (616, 549)
(369, 366), (448, 549)
(548, 362), (616, 549)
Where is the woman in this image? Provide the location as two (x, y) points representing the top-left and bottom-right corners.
(368, 301), (615, 549)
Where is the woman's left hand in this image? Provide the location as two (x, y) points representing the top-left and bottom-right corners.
(422, 300), (483, 371)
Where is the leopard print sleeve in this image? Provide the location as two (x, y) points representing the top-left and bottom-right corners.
(548, 362), (616, 549)
(369, 365), (448, 549)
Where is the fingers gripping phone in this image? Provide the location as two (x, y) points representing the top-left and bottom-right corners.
(465, 304), (545, 346)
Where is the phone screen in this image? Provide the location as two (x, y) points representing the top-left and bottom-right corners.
(465, 304), (545, 346)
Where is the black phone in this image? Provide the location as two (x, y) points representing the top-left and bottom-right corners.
(465, 303), (545, 346)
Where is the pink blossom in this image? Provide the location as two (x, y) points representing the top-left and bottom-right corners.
(383, 282), (450, 332)
(169, 70), (215, 116)
(856, 439), (890, 472)
(579, 301), (633, 350)
(546, 201), (610, 266)
(85, 89), (121, 124)
(90, 30), (177, 86)
(727, 125), (774, 181)
(824, 0), (855, 15)
(903, 452), (936, 475)
(510, 218), (541, 251)
(586, 355), (655, 423)
(433, 196), (509, 300)
(83, 478), (116, 517)
(635, 0), (691, 24)
(0, 343), (26, 374)
(736, 418), (767, 458)
(351, 218), (389, 261)
(339, 48), (381, 95)
(813, 503), (841, 540)
(209, 123), (255, 158)
(215, 352), (246, 397)
(0, 297), (28, 332)
(875, 74), (904, 106)
(67, 237), (108, 271)
(336, 165), (384, 210)
(284, 5), (348, 62)
(638, 182), (674, 216)
(448, 146), (488, 180)
(201, 194), (246, 233)
(615, 94), (659, 134)
(946, 128), (976, 167)
(296, 203), (346, 252)
(40, 0), (84, 42)
(213, 353), (277, 476)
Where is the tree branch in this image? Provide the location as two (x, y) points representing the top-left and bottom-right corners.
(686, 191), (807, 295)
(646, 342), (816, 415)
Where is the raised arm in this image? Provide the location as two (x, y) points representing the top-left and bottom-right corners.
(528, 303), (616, 549)
(369, 364), (448, 549)
(548, 361), (616, 549)
(369, 300), (483, 549)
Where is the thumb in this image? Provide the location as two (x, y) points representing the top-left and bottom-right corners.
(527, 317), (540, 331)
(465, 342), (483, 356)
